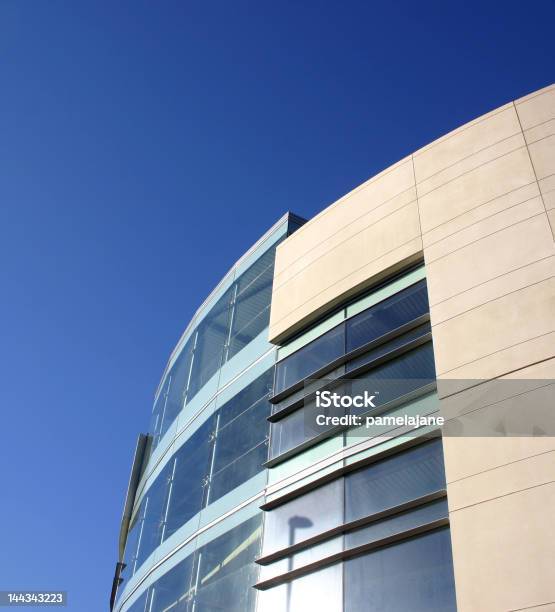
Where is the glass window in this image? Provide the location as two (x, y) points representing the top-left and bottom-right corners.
(208, 441), (268, 503)
(124, 591), (148, 612)
(269, 394), (342, 460)
(159, 337), (195, 441)
(346, 280), (429, 353)
(257, 563), (342, 612)
(134, 465), (172, 569)
(270, 343), (435, 461)
(261, 478), (344, 557)
(149, 555), (194, 612)
(344, 528), (457, 612)
(274, 324), (345, 394)
(122, 510), (143, 577)
(191, 514), (262, 612)
(211, 397), (270, 474)
(188, 287), (233, 399)
(345, 438), (445, 523)
(348, 342), (436, 416)
(206, 370), (272, 504)
(150, 377), (170, 450)
(345, 497), (448, 549)
(164, 417), (214, 540)
(259, 534), (343, 583)
(227, 248), (275, 360)
(218, 369), (273, 429)
(346, 322), (431, 373)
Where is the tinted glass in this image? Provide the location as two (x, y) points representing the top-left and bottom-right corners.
(269, 394), (342, 459)
(218, 369), (272, 428)
(344, 528), (457, 612)
(150, 377), (170, 449)
(274, 324), (345, 394)
(164, 418), (214, 540)
(345, 439), (445, 523)
(257, 563), (342, 612)
(192, 514), (262, 612)
(159, 337), (195, 440)
(212, 399), (269, 473)
(346, 322), (431, 373)
(270, 343), (434, 461)
(187, 287), (233, 399)
(149, 555), (194, 612)
(345, 497), (448, 549)
(349, 342), (436, 415)
(228, 248), (275, 359)
(125, 591), (148, 612)
(261, 478), (344, 556)
(346, 280), (429, 353)
(208, 441), (268, 503)
(135, 465), (171, 568)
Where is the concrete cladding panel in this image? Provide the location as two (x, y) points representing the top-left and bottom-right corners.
(269, 84), (555, 611)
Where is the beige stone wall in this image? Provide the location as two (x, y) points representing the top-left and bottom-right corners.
(269, 84), (555, 611)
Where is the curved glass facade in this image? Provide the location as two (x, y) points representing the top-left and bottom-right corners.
(114, 214), (304, 612)
(114, 222), (456, 612)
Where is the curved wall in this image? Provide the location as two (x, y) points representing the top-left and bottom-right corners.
(269, 84), (555, 612)
(115, 213), (304, 612)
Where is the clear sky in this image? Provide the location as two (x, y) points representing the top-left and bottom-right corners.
(0, 1), (553, 610)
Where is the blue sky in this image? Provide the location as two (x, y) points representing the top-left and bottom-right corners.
(0, 1), (553, 610)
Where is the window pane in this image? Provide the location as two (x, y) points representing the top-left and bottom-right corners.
(135, 466), (171, 568)
(274, 324), (345, 394)
(192, 514), (262, 612)
(346, 280), (429, 353)
(344, 528), (457, 612)
(257, 563), (342, 612)
(349, 342), (436, 415)
(345, 497), (448, 549)
(149, 555), (194, 612)
(269, 395), (342, 459)
(228, 248), (275, 360)
(122, 507), (142, 574)
(212, 398), (270, 473)
(346, 322), (431, 373)
(259, 535), (343, 583)
(125, 591), (148, 612)
(208, 441), (268, 504)
(345, 439), (445, 523)
(164, 418), (214, 540)
(188, 287), (233, 399)
(160, 337), (194, 439)
(261, 478), (344, 557)
(150, 377), (170, 450)
(218, 369), (273, 429)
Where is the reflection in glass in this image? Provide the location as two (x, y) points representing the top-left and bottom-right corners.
(149, 555), (194, 612)
(345, 497), (448, 549)
(257, 564), (342, 612)
(344, 528), (457, 611)
(227, 248), (275, 360)
(345, 438), (445, 522)
(346, 280), (429, 353)
(274, 325), (345, 394)
(261, 479), (343, 556)
(192, 514), (262, 612)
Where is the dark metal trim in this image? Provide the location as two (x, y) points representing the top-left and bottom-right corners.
(264, 376), (436, 469)
(261, 431), (441, 510)
(269, 315), (430, 415)
(254, 518), (450, 590)
(256, 488), (447, 566)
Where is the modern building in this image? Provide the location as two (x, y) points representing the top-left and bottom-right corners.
(112, 83), (555, 612)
